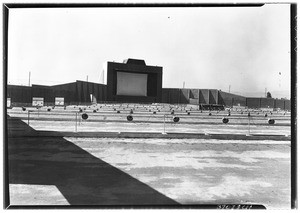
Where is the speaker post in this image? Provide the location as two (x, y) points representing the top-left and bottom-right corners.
(247, 115), (251, 136)
(27, 110), (30, 125)
(162, 114), (166, 135)
(75, 112), (77, 132)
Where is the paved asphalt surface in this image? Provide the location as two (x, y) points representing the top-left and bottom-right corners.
(8, 136), (290, 209)
(7, 106), (291, 209)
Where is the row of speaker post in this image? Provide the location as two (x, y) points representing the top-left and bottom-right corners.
(21, 107), (276, 124)
(22, 106), (278, 117)
(79, 113), (275, 124)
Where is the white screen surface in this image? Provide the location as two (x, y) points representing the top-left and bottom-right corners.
(117, 72), (148, 96)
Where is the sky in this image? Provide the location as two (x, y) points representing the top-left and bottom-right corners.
(7, 4), (291, 98)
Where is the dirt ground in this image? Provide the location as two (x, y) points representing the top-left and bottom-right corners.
(7, 106), (291, 209)
(8, 137), (290, 209)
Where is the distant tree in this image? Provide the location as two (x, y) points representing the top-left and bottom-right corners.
(267, 92), (272, 98)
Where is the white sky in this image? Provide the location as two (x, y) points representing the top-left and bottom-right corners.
(7, 4), (291, 98)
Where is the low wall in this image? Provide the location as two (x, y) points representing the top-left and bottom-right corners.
(8, 83), (291, 110)
(199, 89), (209, 104)
(246, 98), (261, 109)
(284, 100), (291, 110)
(219, 91), (246, 107)
(260, 98), (275, 108)
(246, 98), (290, 110)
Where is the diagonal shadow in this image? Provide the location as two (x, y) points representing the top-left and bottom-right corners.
(7, 116), (179, 205)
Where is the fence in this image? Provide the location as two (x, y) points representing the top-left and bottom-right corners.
(9, 104), (289, 138)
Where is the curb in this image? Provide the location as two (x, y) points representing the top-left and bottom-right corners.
(8, 131), (291, 141)
(8, 116), (291, 126)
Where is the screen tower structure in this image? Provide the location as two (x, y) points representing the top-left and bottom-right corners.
(106, 59), (163, 103)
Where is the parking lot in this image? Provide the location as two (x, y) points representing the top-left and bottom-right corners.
(7, 104), (291, 209)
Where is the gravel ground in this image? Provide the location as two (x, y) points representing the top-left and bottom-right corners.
(9, 137), (291, 209)
(7, 107), (292, 208)
(23, 120), (291, 135)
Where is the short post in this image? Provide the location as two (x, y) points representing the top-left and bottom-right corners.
(248, 116), (250, 135)
(27, 110), (30, 125)
(163, 114), (166, 134)
(75, 112), (77, 132)
(79, 113), (81, 126)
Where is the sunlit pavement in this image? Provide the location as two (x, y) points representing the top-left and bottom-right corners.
(9, 136), (290, 209)
(7, 106), (291, 209)
(69, 138), (291, 209)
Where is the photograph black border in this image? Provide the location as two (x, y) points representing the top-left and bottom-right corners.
(2, 2), (297, 209)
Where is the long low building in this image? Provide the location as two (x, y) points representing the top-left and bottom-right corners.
(7, 58), (291, 110)
(7, 81), (291, 110)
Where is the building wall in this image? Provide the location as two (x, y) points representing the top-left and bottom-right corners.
(260, 98), (275, 108)
(199, 89), (209, 104)
(284, 100), (291, 110)
(274, 99), (285, 109)
(162, 88), (193, 104)
(32, 85), (54, 104)
(162, 88), (181, 104)
(7, 81), (107, 106)
(179, 89), (190, 104)
(190, 89), (199, 99)
(7, 82), (290, 109)
(246, 98), (261, 109)
(75, 81), (107, 104)
(52, 82), (77, 104)
(7, 85), (32, 105)
(161, 89), (169, 104)
(168, 89), (180, 104)
(232, 96), (246, 106)
(209, 89), (218, 104)
(245, 97), (291, 110)
(218, 91), (246, 106)
(161, 88), (251, 106)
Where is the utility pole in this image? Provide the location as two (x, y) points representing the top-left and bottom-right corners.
(229, 85), (231, 93)
(86, 75), (88, 82)
(265, 88), (267, 97)
(28, 72), (31, 86)
(183, 81), (185, 89)
(102, 70), (104, 84)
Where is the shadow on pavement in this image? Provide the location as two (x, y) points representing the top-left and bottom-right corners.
(7, 116), (179, 205)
